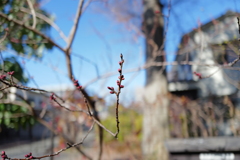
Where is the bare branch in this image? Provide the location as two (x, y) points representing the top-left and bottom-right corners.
(82, 0), (93, 13)
(0, 28), (8, 44)
(51, 93), (117, 137)
(5, 121), (95, 160)
(20, 7), (68, 42)
(66, 0), (84, 52)
(26, 0), (37, 29)
(114, 54), (124, 138)
(72, 52), (100, 77)
(0, 78), (64, 102)
(0, 12), (65, 52)
(36, 118), (93, 160)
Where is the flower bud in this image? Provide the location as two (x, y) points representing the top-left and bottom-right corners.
(0, 75), (6, 80)
(193, 72), (202, 79)
(116, 80), (120, 85)
(120, 85), (124, 88)
(110, 91), (114, 94)
(1, 155), (6, 158)
(50, 93), (55, 101)
(7, 71), (14, 75)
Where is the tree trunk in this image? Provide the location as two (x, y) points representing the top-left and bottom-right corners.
(142, 0), (169, 159)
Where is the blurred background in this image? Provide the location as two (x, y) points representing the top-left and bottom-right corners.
(1, 0), (240, 159)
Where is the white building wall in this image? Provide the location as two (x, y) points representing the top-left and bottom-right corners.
(189, 14), (238, 97)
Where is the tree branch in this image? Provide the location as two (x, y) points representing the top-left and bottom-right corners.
(26, 0), (37, 29)
(0, 12), (65, 53)
(20, 7), (68, 42)
(65, 0), (84, 52)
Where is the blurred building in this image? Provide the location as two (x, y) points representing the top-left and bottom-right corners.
(168, 10), (240, 98)
(0, 87), (53, 141)
(7, 87), (51, 110)
(1, 84), (107, 142)
(167, 11), (240, 137)
(165, 10), (240, 160)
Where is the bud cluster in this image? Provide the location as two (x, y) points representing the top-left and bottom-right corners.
(1, 151), (8, 160)
(107, 54), (125, 94)
(0, 71), (15, 80)
(72, 78), (82, 90)
(25, 152), (34, 159)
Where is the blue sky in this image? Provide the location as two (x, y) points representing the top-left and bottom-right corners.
(4, 0), (240, 104)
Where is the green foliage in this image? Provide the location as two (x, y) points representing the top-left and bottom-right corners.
(0, 56), (33, 130)
(1, 56), (28, 84)
(0, 103), (36, 129)
(0, 0), (53, 58)
(102, 105), (142, 143)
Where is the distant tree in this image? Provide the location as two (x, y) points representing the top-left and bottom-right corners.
(0, 57), (35, 136)
(1, 57), (28, 83)
(0, 0), (53, 57)
(142, 0), (169, 159)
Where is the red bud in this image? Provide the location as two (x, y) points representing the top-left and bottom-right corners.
(110, 91), (114, 94)
(193, 72), (202, 79)
(0, 75), (6, 80)
(7, 71), (14, 75)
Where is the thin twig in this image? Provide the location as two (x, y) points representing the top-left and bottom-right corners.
(52, 97), (89, 115)
(6, 122), (95, 160)
(0, 78), (64, 102)
(114, 54), (124, 138)
(50, 94), (116, 137)
(2, 93), (93, 160)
